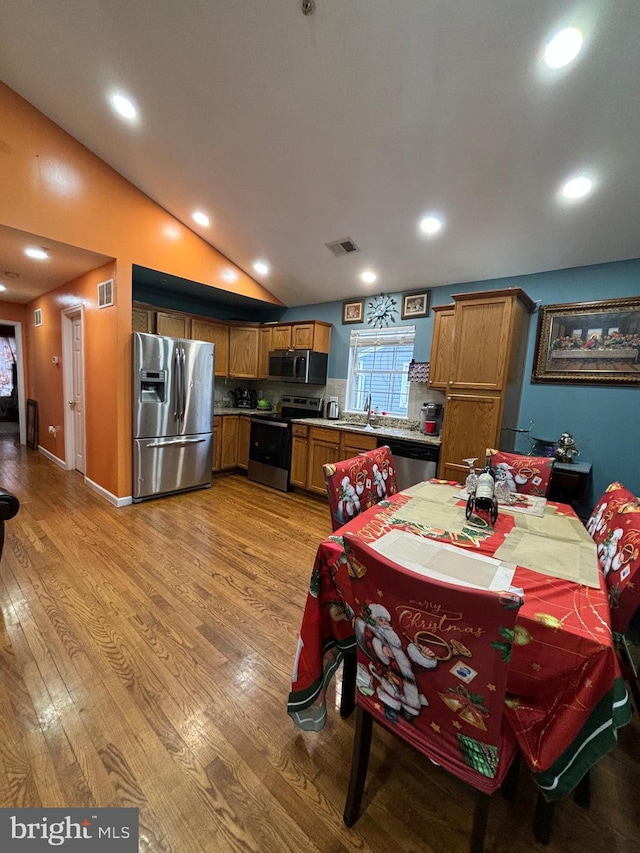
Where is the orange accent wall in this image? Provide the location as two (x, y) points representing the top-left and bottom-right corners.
(0, 82), (283, 499)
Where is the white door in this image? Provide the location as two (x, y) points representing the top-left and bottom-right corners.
(71, 314), (85, 473)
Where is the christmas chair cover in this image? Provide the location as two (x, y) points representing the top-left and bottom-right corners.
(586, 482), (640, 634)
(323, 446), (398, 532)
(488, 449), (554, 498)
(343, 533), (523, 794)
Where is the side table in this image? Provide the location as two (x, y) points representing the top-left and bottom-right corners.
(549, 461), (592, 520)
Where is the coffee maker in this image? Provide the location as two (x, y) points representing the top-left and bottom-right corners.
(420, 402), (444, 436)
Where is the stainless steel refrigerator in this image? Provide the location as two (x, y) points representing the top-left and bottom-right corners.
(132, 332), (214, 502)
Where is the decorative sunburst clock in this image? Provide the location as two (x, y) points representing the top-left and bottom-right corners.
(367, 293), (397, 328)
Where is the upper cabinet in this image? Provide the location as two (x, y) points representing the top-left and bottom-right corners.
(156, 311), (191, 338)
(437, 288), (535, 483)
(191, 318), (230, 377)
(229, 325), (260, 378)
(428, 305), (455, 390)
(269, 321), (332, 353)
(132, 305), (332, 381)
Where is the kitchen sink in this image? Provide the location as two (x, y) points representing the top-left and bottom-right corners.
(339, 422), (380, 430)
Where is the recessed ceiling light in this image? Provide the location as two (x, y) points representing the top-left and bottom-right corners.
(109, 92), (138, 121)
(419, 215), (444, 235)
(192, 211), (210, 227)
(561, 176), (592, 199)
(360, 270), (377, 284)
(545, 27), (583, 69)
(253, 260), (270, 276)
(0, 284), (6, 293)
(25, 247), (49, 260)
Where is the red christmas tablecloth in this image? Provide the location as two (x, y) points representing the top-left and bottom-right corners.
(287, 489), (631, 801)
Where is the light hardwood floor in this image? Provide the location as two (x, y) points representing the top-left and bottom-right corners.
(0, 434), (638, 852)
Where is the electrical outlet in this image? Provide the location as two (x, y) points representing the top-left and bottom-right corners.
(48, 425), (56, 436)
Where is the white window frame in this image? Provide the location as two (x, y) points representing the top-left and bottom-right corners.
(345, 326), (415, 418)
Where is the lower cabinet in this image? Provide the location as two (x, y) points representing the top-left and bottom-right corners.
(303, 427), (378, 495)
(213, 417), (222, 472)
(438, 393), (502, 482)
(237, 416), (251, 469)
(290, 424), (310, 487)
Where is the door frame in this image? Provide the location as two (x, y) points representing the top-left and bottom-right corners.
(0, 318), (26, 445)
(61, 304), (86, 472)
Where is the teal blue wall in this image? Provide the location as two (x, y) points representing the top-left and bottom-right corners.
(281, 258), (640, 505)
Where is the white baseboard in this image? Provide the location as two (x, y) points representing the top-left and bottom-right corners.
(85, 477), (132, 507)
(38, 445), (66, 469)
(37, 446), (132, 506)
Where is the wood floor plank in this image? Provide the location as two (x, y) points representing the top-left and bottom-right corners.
(0, 439), (638, 852)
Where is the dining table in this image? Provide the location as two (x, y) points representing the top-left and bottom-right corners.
(287, 481), (632, 802)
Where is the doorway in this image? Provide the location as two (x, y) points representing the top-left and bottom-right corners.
(62, 306), (86, 474)
(0, 319), (26, 445)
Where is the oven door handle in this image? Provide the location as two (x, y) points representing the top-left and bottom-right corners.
(250, 418), (289, 429)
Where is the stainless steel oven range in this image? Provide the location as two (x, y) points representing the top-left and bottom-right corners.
(248, 395), (323, 491)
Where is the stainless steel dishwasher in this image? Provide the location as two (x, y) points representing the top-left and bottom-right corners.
(378, 438), (440, 491)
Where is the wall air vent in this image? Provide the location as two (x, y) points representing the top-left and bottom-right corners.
(34, 308), (42, 327)
(98, 278), (114, 308)
(325, 237), (361, 258)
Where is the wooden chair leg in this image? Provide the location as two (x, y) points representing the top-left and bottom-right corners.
(343, 706), (373, 828)
(534, 794), (555, 845)
(340, 652), (357, 718)
(573, 770), (591, 809)
(500, 753), (520, 802)
(470, 791), (490, 853)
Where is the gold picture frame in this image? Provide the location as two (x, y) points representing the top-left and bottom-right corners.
(342, 299), (364, 324)
(532, 297), (640, 385)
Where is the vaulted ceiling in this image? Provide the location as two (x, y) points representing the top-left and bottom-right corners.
(1, 1), (639, 306)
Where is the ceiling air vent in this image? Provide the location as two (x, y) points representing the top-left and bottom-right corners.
(98, 278), (114, 308)
(34, 308), (42, 327)
(325, 237), (361, 258)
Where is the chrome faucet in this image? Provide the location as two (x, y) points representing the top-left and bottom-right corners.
(364, 392), (375, 430)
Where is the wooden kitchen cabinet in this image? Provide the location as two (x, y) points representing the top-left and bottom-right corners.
(258, 326), (272, 380)
(428, 305), (455, 390)
(220, 415), (239, 469)
(270, 325), (292, 350)
(293, 322), (331, 352)
(438, 288), (535, 483)
(340, 430), (377, 458)
(307, 427), (341, 494)
(212, 416), (222, 472)
(290, 424), (310, 487)
(267, 321), (332, 353)
(237, 415), (251, 469)
(132, 304), (155, 334)
(228, 325), (259, 378)
(156, 311), (190, 338)
(191, 318), (230, 377)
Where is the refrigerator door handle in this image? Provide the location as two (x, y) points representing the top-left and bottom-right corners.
(173, 346), (181, 420)
(145, 438), (207, 448)
(180, 345), (187, 421)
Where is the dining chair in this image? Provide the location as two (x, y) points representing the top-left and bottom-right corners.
(322, 445), (398, 532)
(533, 481), (640, 845)
(487, 448), (554, 498)
(586, 481), (640, 710)
(341, 533), (523, 853)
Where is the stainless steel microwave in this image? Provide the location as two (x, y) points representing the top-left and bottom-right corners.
(268, 349), (328, 384)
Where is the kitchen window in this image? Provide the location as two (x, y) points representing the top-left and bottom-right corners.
(345, 326), (415, 417)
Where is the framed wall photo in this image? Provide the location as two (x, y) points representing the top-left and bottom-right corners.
(342, 299), (364, 324)
(401, 290), (431, 320)
(26, 398), (38, 449)
(532, 297), (640, 385)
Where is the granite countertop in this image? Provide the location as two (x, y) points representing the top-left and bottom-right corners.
(214, 406), (441, 446)
(290, 417), (441, 446)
